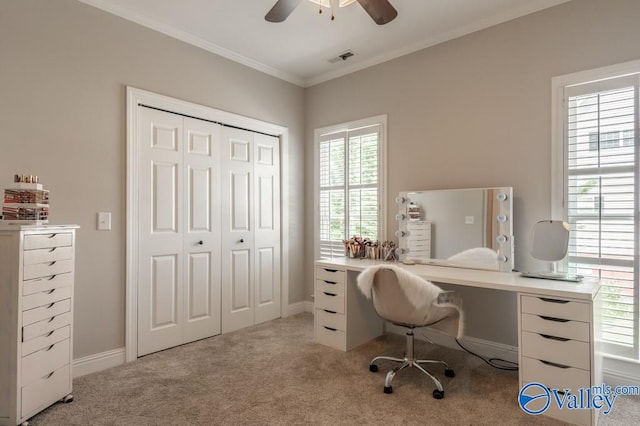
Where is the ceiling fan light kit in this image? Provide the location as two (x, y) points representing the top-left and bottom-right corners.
(265, 0), (397, 25)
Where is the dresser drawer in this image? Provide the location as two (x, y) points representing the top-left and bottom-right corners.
(23, 232), (73, 250)
(315, 309), (346, 331)
(521, 295), (590, 322)
(23, 298), (71, 326)
(23, 312), (72, 342)
(22, 286), (73, 312)
(316, 323), (346, 351)
(316, 267), (346, 284)
(23, 246), (74, 266)
(316, 278), (345, 295)
(544, 393), (593, 426)
(22, 325), (70, 357)
(315, 291), (345, 314)
(22, 339), (70, 387)
(23, 259), (74, 281)
(23, 272), (73, 296)
(21, 364), (71, 419)
(521, 313), (590, 342)
(521, 356), (591, 393)
(521, 331), (590, 370)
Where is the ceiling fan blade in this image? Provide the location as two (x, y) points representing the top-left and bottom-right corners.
(356, 0), (398, 25)
(265, 0), (303, 23)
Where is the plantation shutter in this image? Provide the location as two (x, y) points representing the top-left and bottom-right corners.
(564, 75), (639, 358)
(318, 124), (381, 259)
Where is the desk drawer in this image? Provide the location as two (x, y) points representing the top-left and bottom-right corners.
(23, 232), (72, 250)
(23, 246), (74, 266)
(316, 309), (346, 331)
(23, 298), (71, 326)
(315, 291), (345, 314)
(521, 313), (590, 342)
(22, 339), (70, 387)
(316, 323), (346, 351)
(21, 364), (70, 419)
(22, 286), (73, 312)
(23, 272), (73, 296)
(23, 312), (72, 342)
(23, 259), (74, 281)
(521, 295), (590, 322)
(316, 267), (346, 284)
(521, 356), (590, 393)
(22, 325), (70, 357)
(521, 331), (590, 370)
(316, 279), (345, 295)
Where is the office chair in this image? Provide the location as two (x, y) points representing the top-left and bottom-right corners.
(357, 265), (463, 399)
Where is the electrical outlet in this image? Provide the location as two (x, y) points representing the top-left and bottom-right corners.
(465, 216), (474, 225)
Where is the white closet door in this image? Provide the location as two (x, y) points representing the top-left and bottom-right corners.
(182, 117), (222, 343)
(221, 127), (255, 333)
(138, 107), (185, 356)
(253, 133), (281, 324)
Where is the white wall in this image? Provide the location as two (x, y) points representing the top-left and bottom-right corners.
(0, 0), (305, 359)
(305, 0), (640, 345)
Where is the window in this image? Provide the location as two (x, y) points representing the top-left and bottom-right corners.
(314, 116), (386, 259)
(553, 63), (640, 360)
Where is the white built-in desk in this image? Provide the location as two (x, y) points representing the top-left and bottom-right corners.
(314, 258), (602, 426)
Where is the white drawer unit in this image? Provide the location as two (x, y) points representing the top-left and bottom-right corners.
(314, 264), (383, 351)
(518, 293), (600, 426)
(0, 225), (78, 426)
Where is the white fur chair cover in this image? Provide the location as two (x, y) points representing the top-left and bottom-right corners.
(357, 264), (464, 338)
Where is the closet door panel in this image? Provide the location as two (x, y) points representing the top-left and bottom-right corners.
(182, 118), (221, 343)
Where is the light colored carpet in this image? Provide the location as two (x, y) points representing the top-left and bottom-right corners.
(29, 313), (638, 425)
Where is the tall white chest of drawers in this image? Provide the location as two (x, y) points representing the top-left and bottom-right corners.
(0, 225), (78, 426)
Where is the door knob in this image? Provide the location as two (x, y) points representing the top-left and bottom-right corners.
(198, 240), (204, 245)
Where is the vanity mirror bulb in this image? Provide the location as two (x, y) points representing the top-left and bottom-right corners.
(395, 196), (407, 204)
(497, 254), (508, 263)
(394, 230), (406, 238)
(496, 235), (508, 244)
(496, 192), (508, 202)
(395, 248), (406, 255)
(395, 213), (406, 221)
(496, 213), (508, 223)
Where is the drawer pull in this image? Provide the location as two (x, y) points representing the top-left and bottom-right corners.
(538, 315), (569, 323)
(46, 289), (56, 294)
(46, 344), (55, 351)
(323, 326), (337, 331)
(48, 275), (57, 280)
(46, 330), (55, 337)
(47, 302), (55, 309)
(47, 316), (56, 323)
(539, 333), (570, 342)
(323, 280), (337, 285)
(43, 371), (55, 380)
(540, 359), (571, 369)
(48, 247), (57, 252)
(48, 261), (57, 266)
(538, 297), (569, 304)
(48, 234), (57, 239)
(323, 309), (337, 314)
(324, 269), (338, 273)
(323, 292), (337, 297)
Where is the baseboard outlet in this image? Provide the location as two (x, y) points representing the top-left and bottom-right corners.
(386, 324), (518, 364)
(286, 300), (314, 316)
(73, 347), (126, 378)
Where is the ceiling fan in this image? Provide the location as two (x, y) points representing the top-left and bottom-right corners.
(265, 0), (397, 25)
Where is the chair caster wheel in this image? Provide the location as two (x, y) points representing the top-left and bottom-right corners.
(383, 386), (393, 394)
(62, 394), (73, 403)
(369, 364), (378, 372)
(444, 369), (455, 378)
(433, 389), (445, 399)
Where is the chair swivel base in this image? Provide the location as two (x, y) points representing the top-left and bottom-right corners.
(368, 330), (454, 398)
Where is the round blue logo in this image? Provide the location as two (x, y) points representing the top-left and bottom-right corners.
(518, 382), (550, 415)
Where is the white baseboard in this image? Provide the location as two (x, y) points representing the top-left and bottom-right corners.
(603, 357), (640, 387)
(73, 347), (126, 378)
(286, 300), (314, 316)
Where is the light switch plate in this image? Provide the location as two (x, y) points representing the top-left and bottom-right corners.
(97, 212), (111, 230)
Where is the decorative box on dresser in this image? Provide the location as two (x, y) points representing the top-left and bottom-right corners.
(0, 225), (78, 426)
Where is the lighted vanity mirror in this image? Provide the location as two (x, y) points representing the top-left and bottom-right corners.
(395, 187), (514, 272)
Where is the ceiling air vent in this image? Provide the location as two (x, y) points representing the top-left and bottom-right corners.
(328, 50), (356, 63)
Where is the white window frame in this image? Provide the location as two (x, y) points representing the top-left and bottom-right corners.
(552, 60), (640, 360)
(314, 115), (387, 260)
